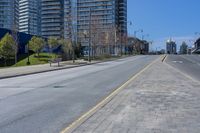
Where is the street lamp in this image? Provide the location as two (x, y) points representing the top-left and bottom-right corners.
(134, 29), (143, 38)
(83, 30), (91, 62)
(88, 8), (92, 62)
(142, 34), (149, 40)
(189, 39), (196, 52)
(26, 18), (30, 65)
(149, 40), (153, 52)
(127, 21), (133, 29)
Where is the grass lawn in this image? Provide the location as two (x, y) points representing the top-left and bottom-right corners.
(81, 54), (129, 61)
(14, 53), (58, 67)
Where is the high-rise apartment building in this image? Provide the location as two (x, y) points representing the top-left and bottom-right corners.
(166, 39), (177, 54)
(0, 0), (19, 30)
(64, 0), (127, 45)
(64, 0), (77, 40)
(19, 0), (41, 35)
(41, 0), (127, 50)
(117, 0), (127, 33)
(41, 0), (64, 38)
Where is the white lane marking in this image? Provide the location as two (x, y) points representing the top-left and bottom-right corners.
(172, 61), (183, 64)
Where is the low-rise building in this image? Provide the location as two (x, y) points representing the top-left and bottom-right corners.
(193, 38), (200, 54)
(139, 40), (149, 54)
(127, 37), (149, 54)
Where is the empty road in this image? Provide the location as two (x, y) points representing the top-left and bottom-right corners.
(166, 55), (200, 81)
(0, 55), (158, 133)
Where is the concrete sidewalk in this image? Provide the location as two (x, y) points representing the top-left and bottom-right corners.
(0, 55), (134, 79)
(71, 59), (200, 133)
(0, 60), (99, 79)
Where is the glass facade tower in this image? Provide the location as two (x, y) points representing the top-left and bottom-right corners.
(0, 0), (19, 30)
(41, 0), (64, 38)
(64, 0), (127, 46)
(41, 0), (127, 42)
(19, 0), (41, 35)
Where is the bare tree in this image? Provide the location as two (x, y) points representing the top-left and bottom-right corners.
(60, 39), (73, 60)
(65, 6), (78, 62)
(11, 23), (19, 64)
(90, 15), (103, 57)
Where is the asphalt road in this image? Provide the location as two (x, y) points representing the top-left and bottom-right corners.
(166, 55), (200, 81)
(0, 55), (158, 133)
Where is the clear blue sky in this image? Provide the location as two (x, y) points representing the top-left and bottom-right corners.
(127, 0), (200, 50)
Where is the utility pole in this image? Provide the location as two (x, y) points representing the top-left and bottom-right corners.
(134, 29), (143, 38)
(118, 25), (123, 56)
(88, 8), (92, 62)
(71, 1), (77, 63)
(27, 18), (30, 65)
(114, 25), (117, 56)
(142, 34), (149, 40)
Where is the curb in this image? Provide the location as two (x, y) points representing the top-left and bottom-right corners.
(0, 62), (100, 80)
(0, 56), (133, 80)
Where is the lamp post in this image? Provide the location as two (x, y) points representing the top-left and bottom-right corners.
(120, 26), (123, 56)
(142, 34), (149, 40)
(126, 21), (133, 55)
(83, 29), (91, 62)
(149, 41), (153, 52)
(88, 8), (92, 62)
(134, 29), (143, 38)
(189, 40), (195, 45)
(26, 18), (30, 65)
(127, 21), (133, 36)
(189, 39), (196, 53)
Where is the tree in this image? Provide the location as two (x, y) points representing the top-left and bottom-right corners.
(48, 37), (60, 58)
(48, 37), (59, 49)
(180, 41), (188, 54)
(11, 22), (19, 64)
(0, 33), (16, 65)
(74, 42), (83, 58)
(60, 39), (73, 59)
(28, 36), (45, 57)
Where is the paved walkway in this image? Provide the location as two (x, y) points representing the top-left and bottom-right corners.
(72, 59), (200, 133)
(0, 60), (98, 79)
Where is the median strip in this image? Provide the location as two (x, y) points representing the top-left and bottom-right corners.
(60, 56), (161, 133)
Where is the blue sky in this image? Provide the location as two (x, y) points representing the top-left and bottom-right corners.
(127, 0), (200, 50)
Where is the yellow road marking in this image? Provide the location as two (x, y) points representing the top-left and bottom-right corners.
(60, 56), (161, 133)
(163, 54), (168, 62)
(162, 54), (168, 62)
